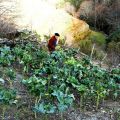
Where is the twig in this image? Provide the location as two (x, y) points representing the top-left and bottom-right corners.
(99, 54), (107, 66)
(90, 44), (95, 61)
(80, 52), (88, 57)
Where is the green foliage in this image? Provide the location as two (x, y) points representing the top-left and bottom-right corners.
(111, 68), (120, 74)
(0, 87), (17, 105)
(106, 29), (120, 65)
(5, 68), (16, 80)
(3, 68), (16, 88)
(0, 78), (5, 84)
(89, 31), (106, 46)
(22, 76), (47, 96)
(107, 41), (120, 65)
(0, 41), (119, 115)
(79, 39), (92, 54)
(20, 45), (119, 112)
(34, 102), (56, 114)
(107, 28), (120, 43)
(107, 41), (120, 53)
(78, 31), (106, 57)
(93, 49), (106, 60)
(13, 46), (24, 58)
(0, 46), (14, 66)
(52, 89), (74, 112)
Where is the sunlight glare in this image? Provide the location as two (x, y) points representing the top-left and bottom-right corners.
(18, 0), (70, 36)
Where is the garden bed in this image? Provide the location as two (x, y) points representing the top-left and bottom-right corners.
(0, 40), (120, 120)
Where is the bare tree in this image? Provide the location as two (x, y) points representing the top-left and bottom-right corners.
(75, 0), (120, 34)
(0, 0), (17, 36)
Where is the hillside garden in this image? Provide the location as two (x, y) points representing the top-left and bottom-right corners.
(0, 33), (120, 119)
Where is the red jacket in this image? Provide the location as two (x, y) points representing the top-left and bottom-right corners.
(48, 36), (57, 51)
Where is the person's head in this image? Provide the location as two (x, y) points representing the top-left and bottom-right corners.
(54, 33), (60, 39)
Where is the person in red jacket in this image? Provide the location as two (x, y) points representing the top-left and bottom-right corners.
(48, 33), (60, 52)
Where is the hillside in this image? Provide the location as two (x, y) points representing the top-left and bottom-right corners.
(0, 0), (120, 120)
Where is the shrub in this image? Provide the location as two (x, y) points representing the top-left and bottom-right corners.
(107, 28), (120, 44)
(79, 39), (92, 55)
(93, 49), (106, 61)
(107, 41), (120, 66)
(89, 31), (106, 46)
(79, 39), (106, 61)
(0, 18), (17, 38)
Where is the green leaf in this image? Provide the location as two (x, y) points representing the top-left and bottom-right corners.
(0, 78), (5, 84)
(41, 80), (47, 85)
(34, 102), (45, 113)
(113, 92), (118, 99)
(76, 84), (88, 94)
(34, 102), (56, 114)
(67, 76), (79, 86)
(58, 103), (68, 112)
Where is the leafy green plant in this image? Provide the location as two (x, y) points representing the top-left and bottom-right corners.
(0, 87), (17, 120)
(94, 81), (107, 110)
(34, 102), (56, 114)
(22, 75), (47, 118)
(13, 46), (24, 60)
(52, 89), (74, 112)
(0, 40), (119, 119)
(0, 87), (17, 105)
(0, 46), (14, 66)
(21, 51), (32, 73)
(4, 68), (16, 88)
(22, 76), (47, 97)
(76, 84), (88, 109)
(15, 45), (120, 115)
